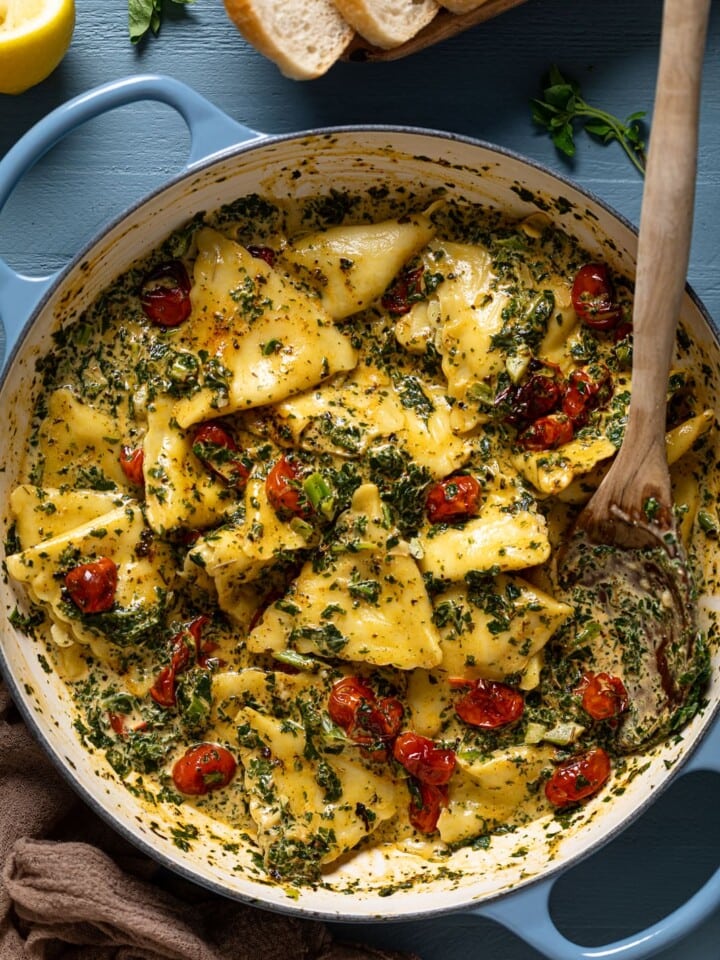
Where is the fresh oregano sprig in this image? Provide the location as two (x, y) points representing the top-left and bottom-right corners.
(532, 65), (647, 176)
(128, 0), (195, 44)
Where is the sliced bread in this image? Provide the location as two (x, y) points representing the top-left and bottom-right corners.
(223, 0), (354, 79)
(332, 0), (440, 49)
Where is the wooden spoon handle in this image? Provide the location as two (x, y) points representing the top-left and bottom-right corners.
(628, 0), (710, 443)
(587, 0), (710, 538)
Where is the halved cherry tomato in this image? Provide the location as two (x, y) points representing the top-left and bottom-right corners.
(571, 263), (622, 331)
(64, 557), (118, 614)
(453, 678), (524, 729)
(328, 676), (403, 762)
(393, 732), (456, 786)
(545, 746), (611, 808)
(172, 742), (237, 796)
(140, 260), (192, 328)
(192, 422), (250, 488)
(246, 244), (276, 267)
(266, 455), (310, 519)
(150, 616), (209, 708)
(517, 413), (574, 450)
(426, 474), (481, 524)
(381, 264), (425, 316)
(119, 445), (144, 487)
(578, 671), (629, 721)
(408, 780), (449, 834)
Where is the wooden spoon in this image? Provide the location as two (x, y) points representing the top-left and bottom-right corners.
(558, 0), (711, 752)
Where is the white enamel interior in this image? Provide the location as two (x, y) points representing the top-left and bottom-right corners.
(1, 128), (719, 921)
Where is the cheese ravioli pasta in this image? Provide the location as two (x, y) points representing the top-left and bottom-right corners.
(5, 189), (714, 886)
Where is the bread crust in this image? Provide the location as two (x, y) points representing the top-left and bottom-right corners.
(332, 0), (440, 49)
(223, 0), (354, 79)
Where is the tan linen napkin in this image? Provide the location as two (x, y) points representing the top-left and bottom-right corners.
(0, 683), (418, 960)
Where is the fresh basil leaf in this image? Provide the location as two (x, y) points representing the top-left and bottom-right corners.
(551, 124), (576, 158)
(531, 65), (647, 175)
(128, 0), (156, 42)
(129, 0), (195, 44)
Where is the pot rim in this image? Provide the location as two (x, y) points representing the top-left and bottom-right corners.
(1, 120), (718, 925)
(4, 122), (716, 376)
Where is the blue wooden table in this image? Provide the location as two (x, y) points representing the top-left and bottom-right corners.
(1, 1), (720, 957)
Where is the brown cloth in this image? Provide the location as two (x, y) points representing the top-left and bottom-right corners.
(0, 683), (418, 960)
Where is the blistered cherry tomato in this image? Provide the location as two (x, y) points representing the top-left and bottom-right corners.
(150, 615), (209, 708)
(613, 321), (633, 343)
(571, 263), (622, 331)
(408, 781), (449, 834)
(453, 678), (524, 729)
(119, 445), (144, 486)
(359, 699), (405, 763)
(561, 365), (613, 427)
(246, 244), (276, 266)
(192, 422), (250, 487)
(328, 676), (375, 728)
(108, 712), (126, 736)
(64, 557), (118, 614)
(266, 455), (310, 519)
(517, 413), (574, 451)
(328, 677), (403, 761)
(578, 672), (629, 721)
(545, 746), (611, 808)
(505, 374), (563, 426)
(393, 732), (456, 786)
(426, 474), (481, 524)
(381, 265), (425, 316)
(172, 742), (237, 796)
(140, 260), (192, 327)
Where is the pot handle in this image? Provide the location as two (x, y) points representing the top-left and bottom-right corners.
(471, 717), (720, 959)
(0, 74), (261, 368)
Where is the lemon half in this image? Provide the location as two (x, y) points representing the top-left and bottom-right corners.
(0, 0), (75, 95)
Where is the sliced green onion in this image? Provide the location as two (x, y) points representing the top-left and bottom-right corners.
(290, 516), (314, 538)
(573, 621), (601, 648)
(524, 722), (547, 745)
(543, 721), (585, 746)
(272, 650), (322, 673)
(303, 472), (336, 520)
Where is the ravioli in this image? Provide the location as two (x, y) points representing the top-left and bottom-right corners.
(37, 388), (128, 490)
(438, 746), (555, 844)
(236, 704), (397, 879)
(6, 503), (174, 648)
(417, 495), (551, 581)
(432, 574), (573, 681)
(247, 484), (443, 670)
(278, 211), (436, 319)
(143, 396), (237, 534)
(173, 228), (358, 427)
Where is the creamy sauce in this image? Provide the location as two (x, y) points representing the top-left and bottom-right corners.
(5, 190), (717, 886)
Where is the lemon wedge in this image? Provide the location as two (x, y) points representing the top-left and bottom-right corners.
(0, 0), (75, 95)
